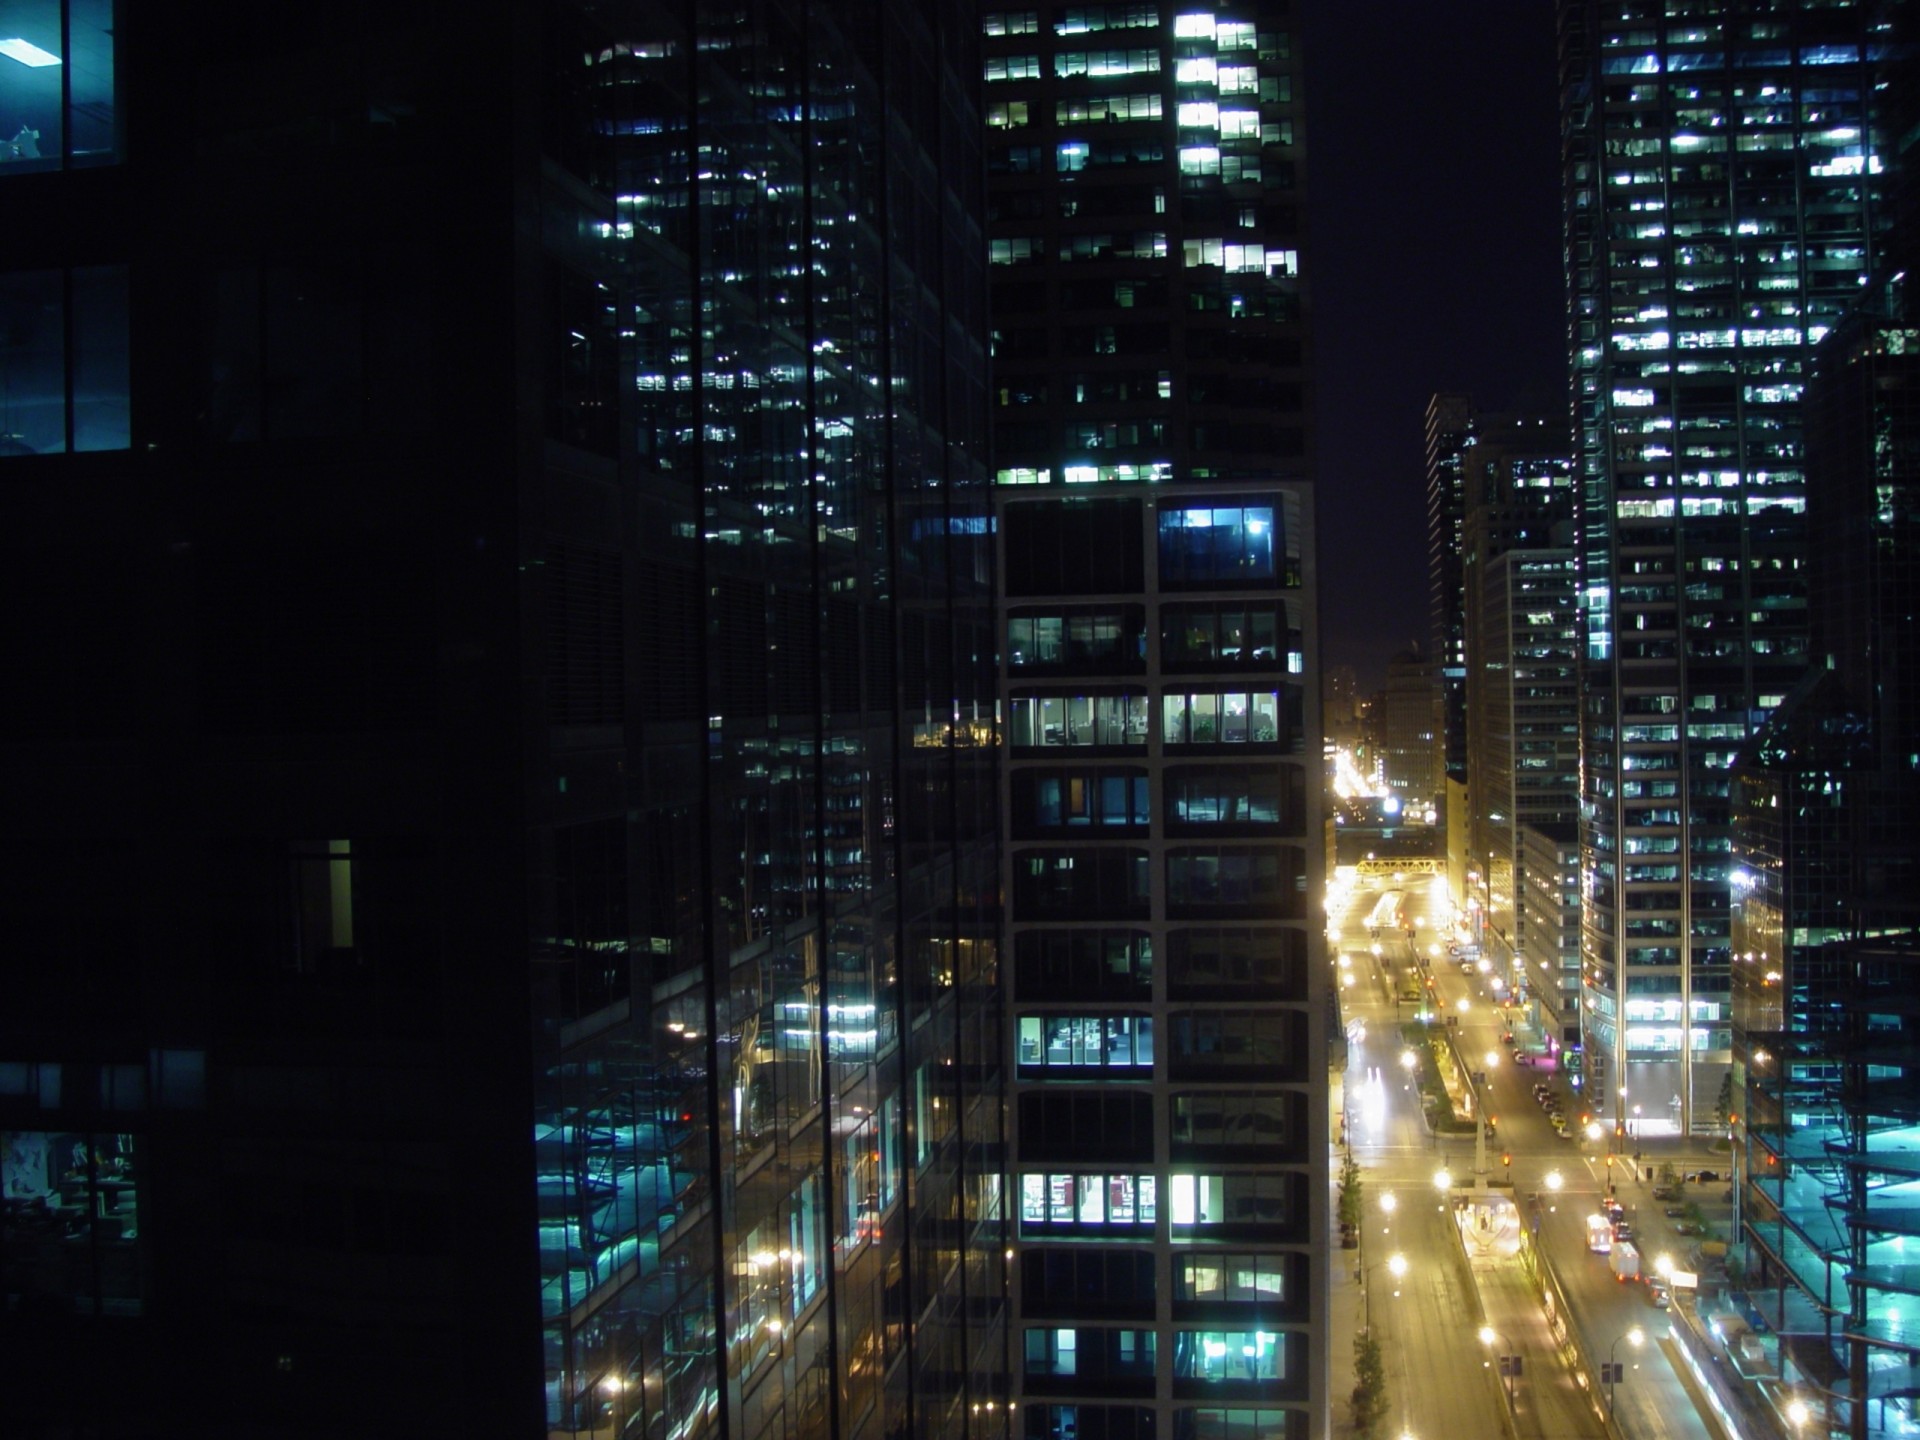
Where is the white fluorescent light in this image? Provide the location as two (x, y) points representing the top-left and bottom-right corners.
(0, 38), (62, 66)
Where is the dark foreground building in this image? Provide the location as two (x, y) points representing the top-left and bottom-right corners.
(0, 5), (1005, 1438)
(982, 5), (1328, 1436)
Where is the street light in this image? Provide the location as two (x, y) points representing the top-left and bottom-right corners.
(1434, 1167), (1452, 1195)
(1786, 1397), (1810, 1430)
(1604, 1327), (1645, 1412)
(1363, 1252), (1408, 1333)
(1479, 1325), (1519, 1406)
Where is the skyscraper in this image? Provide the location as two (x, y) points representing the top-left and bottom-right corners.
(0, 6), (1003, 1439)
(1558, 0), (1884, 1131)
(1426, 392), (1474, 787)
(981, 4), (1325, 1435)
(1459, 414), (1579, 1043)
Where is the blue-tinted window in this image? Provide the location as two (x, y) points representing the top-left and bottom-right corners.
(0, 0), (117, 172)
(0, 263), (127, 455)
(1158, 504), (1277, 587)
(1, 1129), (143, 1314)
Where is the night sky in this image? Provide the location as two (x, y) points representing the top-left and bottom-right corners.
(1301, 1), (1566, 689)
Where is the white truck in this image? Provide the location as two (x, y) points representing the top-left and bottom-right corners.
(1610, 1240), (1640, 1281)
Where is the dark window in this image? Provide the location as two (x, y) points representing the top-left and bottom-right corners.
(1022, 1249), (1155, 1318)
(1013, 768), (1150, 835)
(1004, 499), (1145, 595)
(1013, 929), (1152, 999)
(1167, 1010), (1304, 1082)
(1007, 607), (1147, 674)
(1017, 1091), (1153, 1162)
(1013, 847), (1151, 919)
(1024, 1404), (1157, 1440)
(550, 264), (621, 454)
(1167, 927), (1306, 999)
(1164, 765), (1301, 831)
(1165, 845), (1303, 918)
(1161, 601), (1296, 669)
(1170, 1091), (1297, 1159)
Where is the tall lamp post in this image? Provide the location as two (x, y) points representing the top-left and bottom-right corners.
(1479, 1325), (1519, 1408)
(1604, 1327), (1645, 1413)
(1363, 1253), (1408, 1334)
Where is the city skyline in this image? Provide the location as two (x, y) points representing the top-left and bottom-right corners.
(1303, 0), (1563, 687)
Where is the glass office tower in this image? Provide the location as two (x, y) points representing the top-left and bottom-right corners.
(1558, 0), (1883, 1132)
(982, 6), (1325, 1438)
(0, 5), (1004, 1440)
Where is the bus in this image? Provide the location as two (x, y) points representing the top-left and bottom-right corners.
(1585, 1213), (1614, 1254)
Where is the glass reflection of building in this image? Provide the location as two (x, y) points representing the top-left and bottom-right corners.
(1729, 247), (1920, 1435)
(1559, 0), (1885, 1132)
(0, 6), (1004, 1440)
(983, 6), (1325, 1438)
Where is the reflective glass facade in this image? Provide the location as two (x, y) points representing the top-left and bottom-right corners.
(984, 5), (1325, 1437)
(1559, 0), (1884, 1129)
(1728, 252), (1920, 1430)
(0, 6), (1003, 1439)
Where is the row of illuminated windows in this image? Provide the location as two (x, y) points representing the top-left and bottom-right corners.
(1014, 1009), (1298, 1074)
(0, 0), (117, 175)
(1024, 1327), (1286, 1382)
(984, 5), (1162, 38)
(991, 233), (1169, 264)
(1600, 45), (1861, 71)
(1615, 496), (1805, 518)
(1000, 93), (1301, 130)
(1017, 1172), (1295, 1232)
(986, 49), (1163, 81)
(1018, 1014), (1154, 1068)
(1007, 692), (1301, 749)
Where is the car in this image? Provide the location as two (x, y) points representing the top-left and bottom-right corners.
(1674, 1221), (1702, 1236)
(1652, 1185), (1680, 1202)
(1685, 1170), (1721, 1183)
(1613, 1221), (1635, 1242)
(1663, 1205), (1687, 1219)
(1648, 1279), (1672, 1309)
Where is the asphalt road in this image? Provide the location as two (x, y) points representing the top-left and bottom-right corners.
(1333, 871), (1726, 1440)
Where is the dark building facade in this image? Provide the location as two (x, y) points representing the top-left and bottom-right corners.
(981, 4), (1327, 1437)
(1425, 392), (1473, 787)
(1459, 415), (1578, 1044)
(0, 6), (1005, 1440)
(1559, 0), (1886, 1131)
